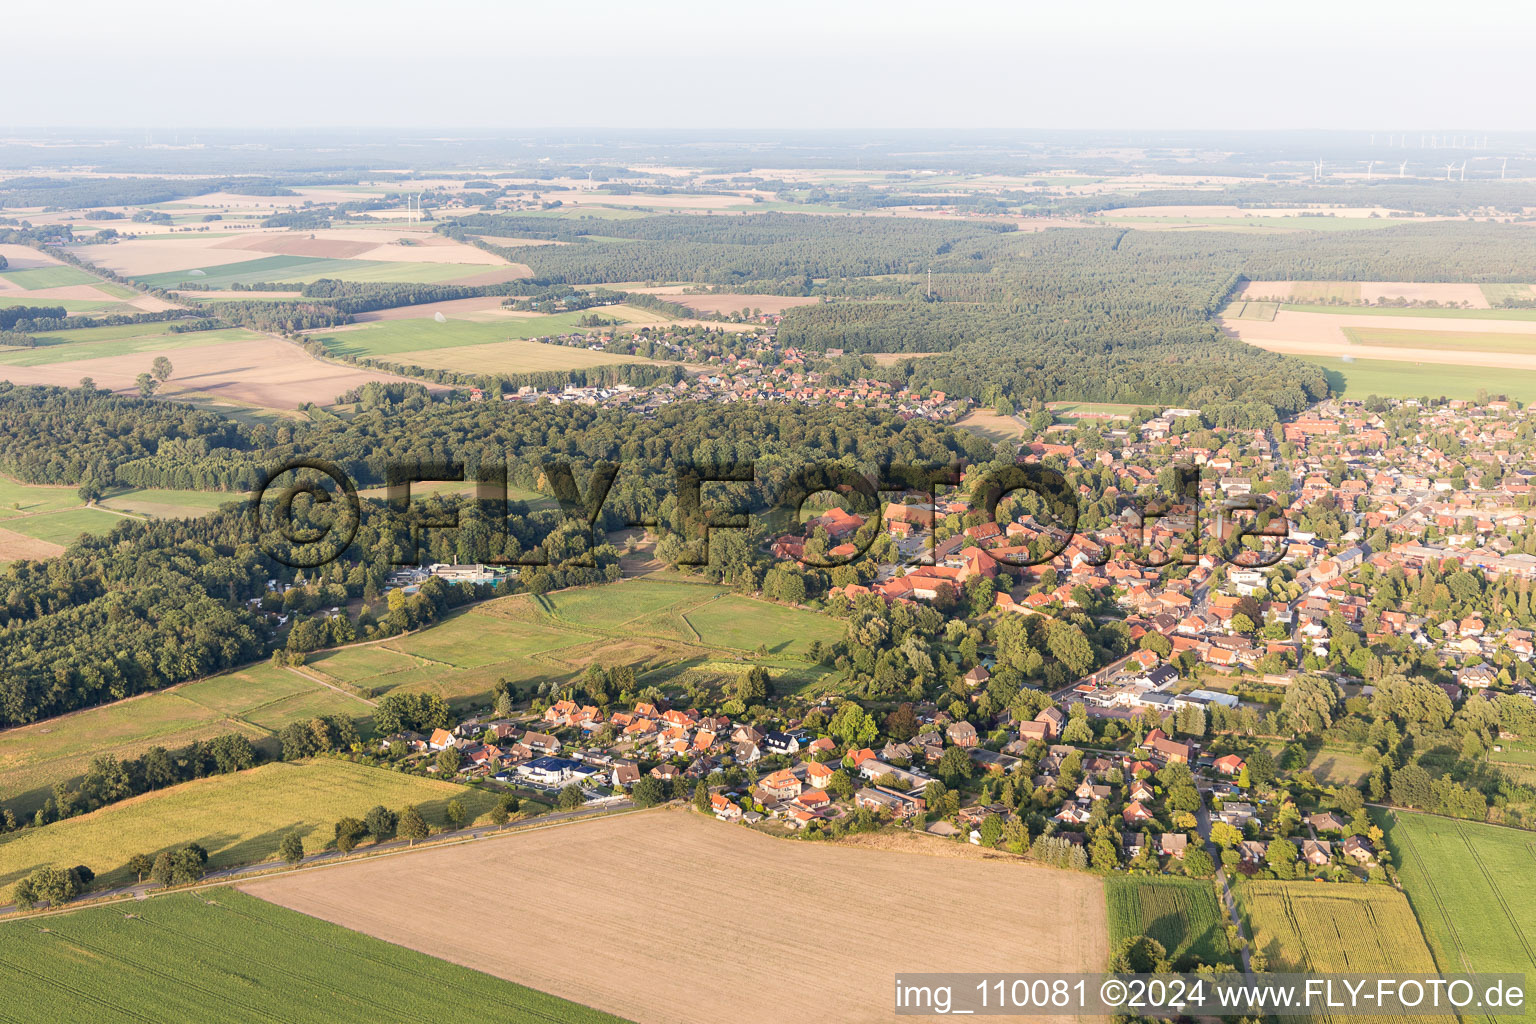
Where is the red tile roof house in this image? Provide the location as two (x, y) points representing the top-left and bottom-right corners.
(1122, 801), (1154, 824)
(1035, 707), (1066, 740)
(805, 761), (836, 788)
(1212, 754), (1246, 776)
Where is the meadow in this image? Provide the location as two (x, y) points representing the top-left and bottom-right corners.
(0, 889), (629, 1024)
(307, 578), (844, 705)
(1480, 283), (1536, 306)
(311, 309), (658, 360)
(0, 265), (102, 289)
(1381, 809), (1536, 1024)
(1299, 355), (1536, 402)
(0, 506), (128, 546)
(0, 323), (263, 368)
(1343, 325), (1536, 354)
(97, 487), (242, 519)
(0, 663), (369, 817)
(1104, 875), (1233, 969)
(133, 255), (508, 289)
(0, 759), (496, 889)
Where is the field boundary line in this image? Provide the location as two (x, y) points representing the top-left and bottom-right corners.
(284, 665), (378, 708)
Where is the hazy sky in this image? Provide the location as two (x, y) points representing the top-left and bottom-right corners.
(13, 0), (1535, 131)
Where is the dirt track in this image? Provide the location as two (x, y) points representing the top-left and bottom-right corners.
(241, 808), (1106, 1024)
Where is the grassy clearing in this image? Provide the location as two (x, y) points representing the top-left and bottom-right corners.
(1343, 325), (1536, 353)
(0, 476), (82, 519)
(1298, 355), (1536, 402)
(1105, 875), (1233, 969)
(97, 487), (240, 519)
(0, 889), (629, 1024)
(1290, 282), (1363, 302)
(954, 409), (1025, 442)
(1236, 881), (1438, 1024)
(307, 580), (841, 705)
(0, 759), (495, 889)
(0, 265), (102, 290)
(311, 311), (651, 359)
(1381, 809), (1536, 1024)
(2, 506), (128, 545)
(1221, 300), (1279, 321)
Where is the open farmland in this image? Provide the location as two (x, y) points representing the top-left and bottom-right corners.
(0, 326), (435, 410)
(0, 664), (370, 817)
(1292, 355), (1536, 403)
(305, 578), (844, 705)
(1381, 810), (1536, 1024)
(1105, 875), (1233, 969)
(310, 309), (663, 361)
(0, 759), (495, 889)
(242, 808), (1106, 1024)
(131, 254), (524, 290)
(1342, 325), (1536, 354)
(0, 889), (627, 1024)
(1241, 280), (1494, 307)
(1235, 882), (1438, 1024)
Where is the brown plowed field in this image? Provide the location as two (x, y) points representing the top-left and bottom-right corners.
(242, 809), (1106, 1024)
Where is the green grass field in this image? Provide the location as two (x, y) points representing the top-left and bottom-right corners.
(2, 506), (129, 545)
(1283, 302), (1536, 321)
(0, 476), (83, 519)
(1480, 284), (1536, 307)
(98, 487), (241, 519)
(1381, 810), (1536, 1024)
(1342, 325), (1536, 354)
(0, 324), (261, 368)
(0, 265), (102, 290)
(306, 579), (842, 704)
(1105, 876), (1233, 969)
(0, 759), (495, 889)
(133, 256), (507, 290)
(0, 889), (630, 1023)
(0, 664), (368, 818)
(311, 311), (651, 360)
(1221, 300), (1279, 321)
(1300, 355), (1536, 402)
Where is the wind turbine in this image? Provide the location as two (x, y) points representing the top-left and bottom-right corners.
(1399, 160), (1409, 177)
(1365, 160), (1376, 180)
(1501, 157), (1508, 180)
(1445, 162), (1456, 181)
(1459, 161), (1467, 182)
(1313, 160), (1324, 183)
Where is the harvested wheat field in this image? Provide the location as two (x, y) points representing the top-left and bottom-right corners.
(0, 336), (436, 408)
(1239, 280), (1490, 307)
(0, 526), (65, 564)
(242, 809), (1105, 1024)
(1224, 309), (1536, 367)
